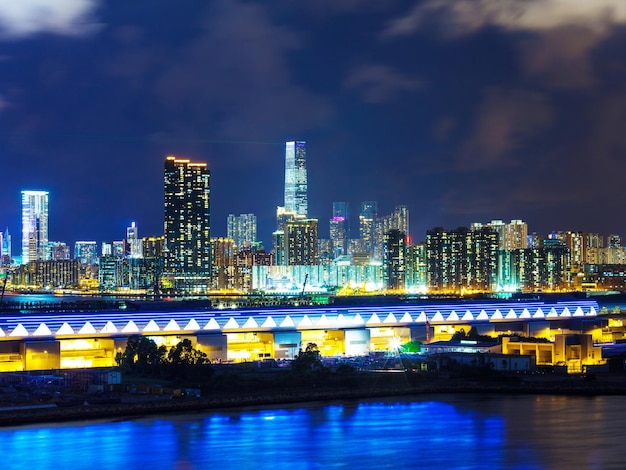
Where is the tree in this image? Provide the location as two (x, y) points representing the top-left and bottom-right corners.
(116, 335), (166, 374)
(167, 338), (210, 378)
(292, 342), (325, 373)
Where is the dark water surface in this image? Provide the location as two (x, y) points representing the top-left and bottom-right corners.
(2, 394), (623, 469)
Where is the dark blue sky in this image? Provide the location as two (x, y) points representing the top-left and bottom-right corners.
(1, 1), (626, 248)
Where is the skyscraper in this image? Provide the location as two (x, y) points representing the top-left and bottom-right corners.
(382, 229), (407, 291)
(284, 218), (318, 266)
(0, 227), (11, 266)
(227, 213), (257, 250)
(21, 190), (49, 264)
(284, 141), (307, 217)
(359, 201), (377, 254)
(164, 155), (211, 277)
(330, 202), (349, 257)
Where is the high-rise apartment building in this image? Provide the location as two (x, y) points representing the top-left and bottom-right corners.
(227, 213), (257, 250)
(359, 201), (377, 254)
(426, 226), (498, 293)
(382, 229), (406, 291)
(285, 219), (318, 266)
(330, 202), (349, 257)
(164, 155), (211, 277)
(21, 190), (49, 264)
(284, 141), (307, 217)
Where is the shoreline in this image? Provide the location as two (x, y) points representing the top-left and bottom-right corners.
(2, 379), (626, 427)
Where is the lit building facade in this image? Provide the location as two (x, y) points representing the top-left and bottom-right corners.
(74, 241), (98, 266)
(359, 201), (377, 255)
(329, 202), (349, 258)
(1, 227), (11, 266)
(21, 190), (49, 264)
(284, 141), (307, 217)
(164, 155), (211, 281)
(227, 213), (257, 250)
(382, 229), (406, 291)
(426, 226), (499, 293)
(285, 219), (318, 266)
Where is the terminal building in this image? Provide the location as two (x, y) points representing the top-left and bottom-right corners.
(0, 298), (602, 372)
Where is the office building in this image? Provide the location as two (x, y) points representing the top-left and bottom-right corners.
(50, 242), (70, 260)
(164, 155), (211, 278)
(74, 241), (98, 265)
(284, 141), (307, 217)
(0, 227), (10, 266)
(126, 221), (142, 258)
(21, 190), (49, 264)
(227, 213), (257, 250)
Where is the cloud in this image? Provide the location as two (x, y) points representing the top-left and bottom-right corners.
(459, 88), (554, 169)
(383, 0), (626, 38)
(382, 0), (626, 89)
(0, 0), (100, 38)
(344, 64), (422, 103)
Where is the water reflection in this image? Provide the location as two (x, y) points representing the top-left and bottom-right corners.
(2, 395), (626, 469)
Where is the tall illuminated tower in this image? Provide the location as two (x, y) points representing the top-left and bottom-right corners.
(21, 190), (49, 264)
(164, 156), (211, 277)
(284, 141), (307, 217)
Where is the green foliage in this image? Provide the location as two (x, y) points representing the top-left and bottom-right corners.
(116, 335), (212, 380)
(292, 342), (326, 374)
(451, 326), (493, 342)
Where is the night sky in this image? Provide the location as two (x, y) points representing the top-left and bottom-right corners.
(1, 1), (626, 249)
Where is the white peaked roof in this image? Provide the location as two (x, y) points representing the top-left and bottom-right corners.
(316, 314), (331, 327)
(261, 316), (277, 328)
(33, 323), (52, 336)
(224, 317), (240, 329)
(352, 313), (365, 325)
(299, 315), (313, 327)
(476, 310), (489, 321)
(492, 309), (504, 320)
(79, 322), (97, 334)
(447, 311), (459, 322)
(400, 312), (413, 323)
(101, 321), (117, 334)
(204, 318), (221, 330)
(280, 316), (295, 328)
(0, 327), (5, 337)
(184, 319), (201, 331)
(366, 313), (382, 324)
(122, 320), (139, 333)
(431, 311), (444, 322)
(243, 317), (259, 329)
(164, 319), (181, 331)
(415, 311), (428, 323)
(505, 309), (517, 319)
(462, 310), (474, 321)
(383, 313), (398, 324)
(10, 324), (28, 337)
(143, 320), (160, 332)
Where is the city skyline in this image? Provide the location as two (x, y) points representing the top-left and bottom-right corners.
(1, 2), (626, 246)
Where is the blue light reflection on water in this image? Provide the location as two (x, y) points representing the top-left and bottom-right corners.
(4, 395), (624, 469)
